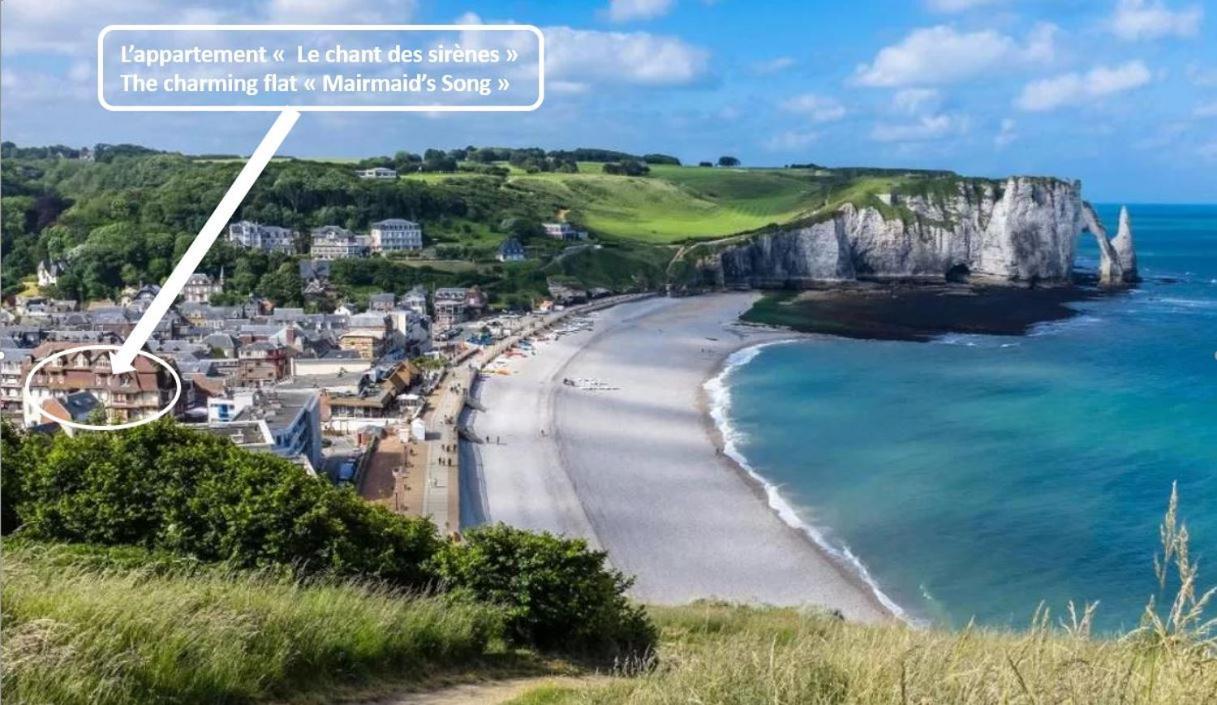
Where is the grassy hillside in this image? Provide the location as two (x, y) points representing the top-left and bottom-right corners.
(510, 601), (1217, 705)
(508, 166), (827, 242)
(1, 541), (511, 705)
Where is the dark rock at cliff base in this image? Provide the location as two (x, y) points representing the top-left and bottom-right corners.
(740, 284), (1125, 342)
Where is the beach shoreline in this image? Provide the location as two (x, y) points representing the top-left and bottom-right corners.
(462, 293), (896, 623)
(697, 340), (914, 623)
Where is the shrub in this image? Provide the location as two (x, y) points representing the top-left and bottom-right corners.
(435, 524), (656, 655)
(4, 423), (653, 656)
(12, 420), (442, 586)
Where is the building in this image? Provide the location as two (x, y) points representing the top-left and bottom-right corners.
(182, 272), (223, 304)
(237, 341), (293, 386)
(369, 292), (397, 311)
(340, 328), (389, 360)
(433, 287), (470, 329)
(22, 342), (178, 426)
(205, 389), (323, 470)
(400, 286), (428, 316)
(195, 420), (275, 455)
(369, 219), (423, 252)
(355, 166), (397, 180)
(497, 237), (526, 262)
(39, 391), (103, 435)
(0, 347), (34, 419)
(542, 222), (588, 241)
(37, 259), (65, 287)
(310, 226), (369, 260)
(325, 362), (420, 419)
(228, 221), (297, 253)
(382, 308), (432, 357)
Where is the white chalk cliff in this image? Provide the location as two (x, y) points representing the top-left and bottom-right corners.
(714, 177), (1138, 288)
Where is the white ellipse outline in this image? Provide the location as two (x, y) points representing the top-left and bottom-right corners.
(97, 24), (546, 112)
(22, 344), (182, 432)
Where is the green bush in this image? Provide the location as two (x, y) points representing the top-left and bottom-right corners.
(435, 524), (656, 655)
(4, 423), (655, 656)
(10, 420), (441, 586)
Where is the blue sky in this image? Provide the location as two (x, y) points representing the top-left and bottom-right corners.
(2, 0), (1216, 202)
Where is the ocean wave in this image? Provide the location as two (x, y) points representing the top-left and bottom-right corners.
(704, 344), (919, 625)
(932, 334), (1022, 349)
(1152, 297), (1217, 310)
(1027, 315), (1104, 337)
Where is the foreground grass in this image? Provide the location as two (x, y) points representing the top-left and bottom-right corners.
(503, 602), (1217, 704)
(0, 541), (509, 705)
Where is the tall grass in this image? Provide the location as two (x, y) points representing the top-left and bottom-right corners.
(1, 541), (504, 705)
(514, 487), (1217, 705)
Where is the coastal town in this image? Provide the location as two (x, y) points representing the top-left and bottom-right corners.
(1, 214), (603, 535)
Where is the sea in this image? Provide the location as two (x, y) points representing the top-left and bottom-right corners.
(708, 204), (1217, 632)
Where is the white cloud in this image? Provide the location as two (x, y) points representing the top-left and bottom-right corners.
(854, 23), (1057, 87)
(1195, 102), (1217, 118)
(266, 0), (417, 23)
(925, 0), (1003, 12)
(1016, 60), (1152, 111)
(871, 113), (969, 142)
(2, 0), (169, 54)
(765, 130), (820, 151)
(544, 27), (710, 89)
(606, 0), (677, 22)
(779, 93), (846, 123)
(752, 57), (797, 74)
(995, 118), (1017, 148)
(891, 88), (941, 115)
(1198, 140), (1217, 160)
(1109, 0), (1203, 41)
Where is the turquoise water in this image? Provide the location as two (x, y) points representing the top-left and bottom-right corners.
(717, 205), (1217, 631)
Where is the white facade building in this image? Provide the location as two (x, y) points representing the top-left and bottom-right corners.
(228, 221), (296, 253)
(182, 272), (223, 303)
(542, 222), (588, 241)
(356, 167), (397, 180)
(311, 226), (369, 260)
(369, 219), (423, 252)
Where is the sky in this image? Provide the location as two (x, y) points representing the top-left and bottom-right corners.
(2, 0), (1216, 202)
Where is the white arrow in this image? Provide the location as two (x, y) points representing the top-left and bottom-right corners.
(110, 109), (300, 374)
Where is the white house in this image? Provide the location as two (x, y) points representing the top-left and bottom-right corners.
(542, 222), (588, 241)
(207, 389), (323, 470)
(356, 167), (398, 180)
(370, 219), (423, 252)
(311, 226), (369, 260)
(182, 272), (223, 303)
(228, 221), (297, 253)
(37, 260), (65, 287)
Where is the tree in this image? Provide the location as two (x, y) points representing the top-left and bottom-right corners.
(258, 262), (304, 307)
(434, 524), (656, 654)
(11, 421), (442, 586)
(717, 156), (740, 167)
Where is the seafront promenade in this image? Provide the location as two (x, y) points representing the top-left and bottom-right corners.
(419, 293), (655, 535)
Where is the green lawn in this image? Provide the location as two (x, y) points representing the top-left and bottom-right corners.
(508, 166), (830, 243)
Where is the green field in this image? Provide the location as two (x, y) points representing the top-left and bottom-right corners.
(508, 166), (831, 242)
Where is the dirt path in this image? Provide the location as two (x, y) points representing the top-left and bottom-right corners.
(373, 675), (606, 705)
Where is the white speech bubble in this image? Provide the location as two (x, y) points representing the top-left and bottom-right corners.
(23, 345), (183, 432)
(97, 24), (545, 112)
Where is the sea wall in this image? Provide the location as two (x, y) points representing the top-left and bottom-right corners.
(710, 177), (1137, 288)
